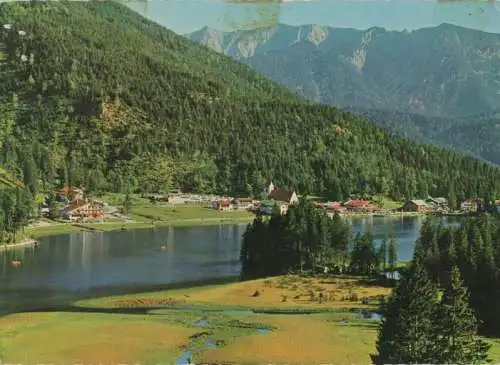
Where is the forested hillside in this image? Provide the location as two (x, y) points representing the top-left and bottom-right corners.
(189, 24), (500, 166)
(347, 107), (500, 166)
(1, 1), (500, 203)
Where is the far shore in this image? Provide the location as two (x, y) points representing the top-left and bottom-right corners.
(0, 208), (469, 252)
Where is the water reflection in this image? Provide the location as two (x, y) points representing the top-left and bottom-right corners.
(0, 217), (462, 304)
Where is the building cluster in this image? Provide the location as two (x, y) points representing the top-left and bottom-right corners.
(37, 181), (500, 224)
(401, 197), (449, 213)
(40, 186), (105, 222)
(402, 197), (500, 214)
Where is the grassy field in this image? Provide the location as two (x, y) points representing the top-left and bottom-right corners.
(79, 274), (392, 310)
(0, 312), (197, 364)
(2, 275), (498, 365)
(370, 195), (403, 209)
(20, 196), (255, 241)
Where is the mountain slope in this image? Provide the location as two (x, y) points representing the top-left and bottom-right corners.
(346, 107), (500, 166)
(188, 23), (500, 118)
(1, 1), (500, 202)
(188, 23), (500, 166)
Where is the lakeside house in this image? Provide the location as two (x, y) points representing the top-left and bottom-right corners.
(258, 181), (299, 215)
(231, 197), (255, 210)
(260, 200), (289, 215)
(61, 198), (104, 221)
(56, 185), (84, 203)
(425, 197), (448, 212)
(343, 199), (377, 213)
(213, 199), (232, 211)
(263, 182), (298, 205)
(402, 200), (428, 213)
(401, 197), (449, 213)
(461, 198), (482, 213)
(324, 201), (346, 214)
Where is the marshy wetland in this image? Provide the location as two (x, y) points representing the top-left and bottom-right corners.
(1, 219), (499, 364)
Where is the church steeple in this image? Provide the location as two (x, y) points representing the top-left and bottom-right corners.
(268, 181), (275, 195)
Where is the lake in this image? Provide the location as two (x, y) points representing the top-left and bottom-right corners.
(0, 216), (459, 307)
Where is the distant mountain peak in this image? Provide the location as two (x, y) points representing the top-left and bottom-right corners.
(188, 21), (500, 118)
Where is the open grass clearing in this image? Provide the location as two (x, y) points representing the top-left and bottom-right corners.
(3, 274), (500, 365)
(129, 203), (253, 222)
(77, 275), (392, 311)
(0, 312), (196, 365)
(198, 312), (377, 365)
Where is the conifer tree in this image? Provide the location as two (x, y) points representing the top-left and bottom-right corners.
(378, 236), (388, 271)
(387, 234), (397, 272)
(434, 266), (490, 364)
(372, 254), (440, 365)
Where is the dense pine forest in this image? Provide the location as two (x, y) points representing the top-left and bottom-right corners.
(371, 215), (500, 364)
(240, 200), (351, 279)
(245, 204), (500, 361)
(1, 0), (500, 213)
(373, 258), (491, 364)
(415, 216), (500, 336)
(241, 199), (399, 279)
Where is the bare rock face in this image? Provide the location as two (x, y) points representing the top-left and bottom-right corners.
(188, 23), (500, 119)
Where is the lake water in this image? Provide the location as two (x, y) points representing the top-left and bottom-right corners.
(0, 216), (458, 307)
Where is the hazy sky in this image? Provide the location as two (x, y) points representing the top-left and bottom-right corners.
(129, 0), (500, 35)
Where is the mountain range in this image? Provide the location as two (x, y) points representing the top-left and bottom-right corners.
(187, 23), (500, 165)
(1, 1), (500, 202)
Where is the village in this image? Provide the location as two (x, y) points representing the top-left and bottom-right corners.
(40, 181), (500, 225)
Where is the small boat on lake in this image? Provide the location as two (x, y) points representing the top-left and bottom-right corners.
(10, 260), (22, 268)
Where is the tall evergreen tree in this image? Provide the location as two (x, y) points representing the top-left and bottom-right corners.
(372, 257), (440, 364)
(433, 266), (490, 364)
(387, 234), (397, 272)
(378, 236), (388, 271)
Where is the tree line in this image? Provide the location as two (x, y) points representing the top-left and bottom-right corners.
(372, 215), (500, 364)
(0, 187), (32, 244)
(1, 1), (500, 204)
(240, 199), (398, 279)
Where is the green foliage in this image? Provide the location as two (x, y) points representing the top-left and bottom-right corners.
(434, 266), (490, 364)
(373, 250), (489, 364)
(350, 232), (377, 275)
(46, 192), (59, 220)
(0, 186), (32, 243)
(372, 259), (439, 364)
(412, 216), (500, 338)
(378, 236), (388, 271)
(0, 1), (499, 202)
(240, 199), (350, 279)
(387, 235), (398, 271)
(122, 193), (132, 216)
(191, 25), (500, 166)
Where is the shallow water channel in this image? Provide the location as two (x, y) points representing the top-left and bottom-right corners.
(175, 316), (273, 365)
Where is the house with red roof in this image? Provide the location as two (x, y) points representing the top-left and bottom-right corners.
(212, 199), (232, 211)
(61, 198), (104, 221)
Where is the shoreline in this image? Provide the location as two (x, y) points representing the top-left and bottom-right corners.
(0, 210), (469, 252)
(22, 215), (254, 239)
(0, 238), (38, 252)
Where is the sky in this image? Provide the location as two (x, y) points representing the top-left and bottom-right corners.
(128, 0), (500, 35)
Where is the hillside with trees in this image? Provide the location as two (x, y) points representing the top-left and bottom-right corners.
(189, 24), (500, 167)
(346, 107), (500, 166)
(1, 0), (500, 213)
